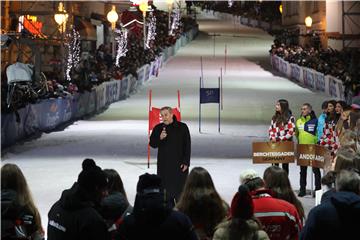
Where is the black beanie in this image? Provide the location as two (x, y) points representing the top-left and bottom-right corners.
(136, 173), (162, 194)
(78, 158), (108, 192)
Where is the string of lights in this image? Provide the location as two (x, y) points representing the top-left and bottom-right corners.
(145, 12), (156, 49)
(65, 28), (80, 81)
(115, 28), (128, 67)
(169, 8), (180, 36)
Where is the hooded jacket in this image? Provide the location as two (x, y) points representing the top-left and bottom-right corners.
(300, 191), (360, 240)
(1, 189), (44, 240)
(116, 188), (197, 240)
(47, 183), (110, 240)
(296, 113), (318, 144)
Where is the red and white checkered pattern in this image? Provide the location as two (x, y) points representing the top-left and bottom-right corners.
(319, 121), (339, 155)
(268, 116), (296, 142)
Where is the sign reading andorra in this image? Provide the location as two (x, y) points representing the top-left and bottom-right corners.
(252, 142), (295, 164)
(296, 144), (329, 169)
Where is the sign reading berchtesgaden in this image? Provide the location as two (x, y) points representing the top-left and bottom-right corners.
(252, 142), (295, 164)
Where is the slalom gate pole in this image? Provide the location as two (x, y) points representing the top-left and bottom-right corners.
(218, 76), (221, 133)
(200, 56), (204, 87)
(224, 44), (227, 74)
(221, 68), (223, 110)
(199, 77), (202, 133)
(177, 90), (181, 111)
(148, 89), (152, 169)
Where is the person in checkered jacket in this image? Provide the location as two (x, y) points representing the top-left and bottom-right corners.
(319, 100), (340, 157)
(268, 99), (296, 174)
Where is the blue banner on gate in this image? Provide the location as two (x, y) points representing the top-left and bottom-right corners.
(200, 88), (220, 104)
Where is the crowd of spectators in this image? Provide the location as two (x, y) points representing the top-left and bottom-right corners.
(195, 0), (282, 24)
(2, 139), (360, 240)
(1, 7), (198, 113)
(270, 30), (360, 99)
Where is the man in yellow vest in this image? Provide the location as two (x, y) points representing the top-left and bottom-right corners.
(296, 103), (321, 197)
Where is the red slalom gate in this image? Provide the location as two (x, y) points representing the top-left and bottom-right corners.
(147, 89), (181, 168)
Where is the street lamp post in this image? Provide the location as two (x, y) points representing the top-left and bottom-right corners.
(107, 5), (119, 58)
(54, 2), (69, 81)
(54, 2), (68, 33)
(139, 1), (148, 48)
(305, 16), (313, 33)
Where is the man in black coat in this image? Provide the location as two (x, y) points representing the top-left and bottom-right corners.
(47, 159), (110, 240)
(149, 106), (191, 202)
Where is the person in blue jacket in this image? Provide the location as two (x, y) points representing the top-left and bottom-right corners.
(317, 101), (328, 143)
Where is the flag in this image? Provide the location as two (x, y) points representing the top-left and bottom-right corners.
(200, 88), (220, 104)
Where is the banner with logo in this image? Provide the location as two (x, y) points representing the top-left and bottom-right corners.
(303, 68), (316, 90)
(144, 64), (151, 82)
(314, 71), (326, 93)
(252, 141), (295, 164)
(279, 59), (291, 78)
(296, 144), (331, 169)
(290, 63), (303, 84)
(326, 75), (345, 100)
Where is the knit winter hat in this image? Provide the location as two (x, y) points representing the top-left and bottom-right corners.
(136, 173), (162, 194)
(230, 185), (254, 220)
(77, 159), (108, 191)
(239, 169), (260, 184)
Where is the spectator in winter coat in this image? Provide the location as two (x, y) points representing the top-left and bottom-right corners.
(295, 103), (321, 197)
(241, 170), (302, 240)
(300, 169), (360, 240)
(47, 159), (110, 240)
(116, 173), (197, 240)
(177, 167), (228, 239)
(213, 185), (269, 240)
(100, 169), (132, 221)
(317, 101), (328, 142)
(263, 166), (305, 224)
(268, 99), (296, 174)
(100, 169), (132, 233)
(320, 100), (339, 156)
(320, 147), (356, 204)
(1, 164), (44, 240)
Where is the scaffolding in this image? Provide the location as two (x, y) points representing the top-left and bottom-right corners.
(342, 1), (360, 49)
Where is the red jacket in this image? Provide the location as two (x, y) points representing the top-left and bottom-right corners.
(251, 189), (302, 240)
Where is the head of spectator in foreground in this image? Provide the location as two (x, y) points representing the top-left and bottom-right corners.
(177, 167), (227, 237)
(103, 169), (128, 204)
(231, 185), (254, 220)
(240, 169), (265, 192)
(321, 171), (337, 189)
(77, 159), (108, 205)
(334, 147), (356, 173)
(1, 163), (43, 233)
(273, 99), (291, 125)
(335, 169), (360, 194)
(134, 173), (170, 227)
(160, 106), (174, 125)
(263, 166), (305, 221)
(339, 130), (357, 151)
